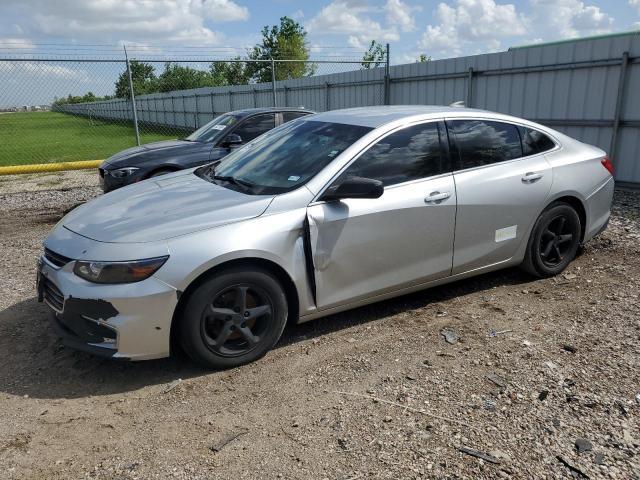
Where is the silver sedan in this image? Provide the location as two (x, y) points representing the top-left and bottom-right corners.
(38, 106), (614, 369)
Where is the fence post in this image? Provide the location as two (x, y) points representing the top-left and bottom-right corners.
(271, 58), (277, 107)
(283, 85), (288, 107)
(229, 90), (234, 111)
(325, 82), (330, 111)
(194, 94), (199, 128)
(210, 92), (215, 117)
(610, 51), (629, 165)
(384, 43), (391, 105)
(466, 67), (474, 107)
(253, 88), (258, 108)
(123, 46), (141, 146)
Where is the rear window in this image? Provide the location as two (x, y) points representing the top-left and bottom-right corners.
(282, 111), (311, 123)
(518, 126), (556, 156)
(448, 120), (522, 170)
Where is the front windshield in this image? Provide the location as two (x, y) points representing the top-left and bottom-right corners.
(205, 120), (372, 194)
(185, 114), (239, 143)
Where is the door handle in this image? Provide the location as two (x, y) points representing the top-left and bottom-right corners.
(522, 172), (543, 183)
(424, 191), (452, 203)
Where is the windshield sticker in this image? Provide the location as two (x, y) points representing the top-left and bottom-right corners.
(211, 125), (227, 131)
(327, 150), (339, 158)
(288, 175), (301, 182)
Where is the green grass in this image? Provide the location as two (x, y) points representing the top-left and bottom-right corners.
(0, 111), (185, 166)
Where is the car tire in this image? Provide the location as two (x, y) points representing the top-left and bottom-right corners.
(179, 267), (288, 369)
(149, 169), (176, 178)
(521, 202), (582, 278)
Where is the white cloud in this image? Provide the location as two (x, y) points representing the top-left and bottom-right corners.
(419, 0), (527, 57)
(417, 0), (615, 59)
(629, 0), (640, 14)
(204, 0), (250, 22)
(291, 9), (305, 20)
(0, 0), (250, 46)
(530, 0), (613, 38)
(306, 0), (399, 46)
(0, 61), (89, 82)
(385, 0), (419, 32)
(0, 37), (35, 49)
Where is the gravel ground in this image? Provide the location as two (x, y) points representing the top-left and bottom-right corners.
(0, 174), (638, 479)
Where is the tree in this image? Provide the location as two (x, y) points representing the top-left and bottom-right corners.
(210, 57), (251, 86)
(115, 60), (157, 98)
(247, 16), (315, 83)
(361, 41), (386, 69)
(156, 63), (215, 92)
(52, 92), (112, 106)
(417, 54), (432, 63)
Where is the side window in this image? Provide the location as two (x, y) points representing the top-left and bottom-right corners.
(282, 111), (310, 123)
(518, 126), (555, 156)
(448, 120), (522, 170)
(233, 114), (276, 142)
(340, 122), (446, 187)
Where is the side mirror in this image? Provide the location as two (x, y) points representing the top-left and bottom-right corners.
(222, 133), (243, 148)
(321, 176), (384, 202)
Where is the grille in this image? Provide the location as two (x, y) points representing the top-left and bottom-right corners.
(42, 278), (64, 311)
(44, 248), (72, 268)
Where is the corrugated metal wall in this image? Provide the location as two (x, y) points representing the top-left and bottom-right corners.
(56, 32), (640, 184)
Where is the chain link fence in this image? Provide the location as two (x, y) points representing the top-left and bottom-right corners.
(0, 53), (388, 168)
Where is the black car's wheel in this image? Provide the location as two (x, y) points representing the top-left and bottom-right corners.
(179, 267), (288, 369)
(522, 202), (582, 278)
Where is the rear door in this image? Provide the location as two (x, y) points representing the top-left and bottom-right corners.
(447, 119), (554, 274)
(307, 121), (456, 310)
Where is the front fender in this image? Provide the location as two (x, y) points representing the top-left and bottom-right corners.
(155, 208), (316, 316)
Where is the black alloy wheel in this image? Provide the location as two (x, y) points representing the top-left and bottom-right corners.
(180, 267), (288, 369)
(539, 215), (576, 268)
(201, 284), (274, 357)
(522, 202), (581, 278)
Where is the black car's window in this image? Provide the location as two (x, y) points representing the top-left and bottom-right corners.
(282, 111), (310, 123)
(185, 114), (239, 143)
(232, 113), (276, 143)
(205, 120), (372, 194)
(518, 126), (556, 156)
(448, 120), (522, 170)
(340, 122), (446, 187)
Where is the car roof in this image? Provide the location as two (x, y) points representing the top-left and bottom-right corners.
(308, 105), (523, 128)
(228, 107), (313, 118)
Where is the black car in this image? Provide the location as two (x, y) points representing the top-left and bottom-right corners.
(98, 107), (313, 192)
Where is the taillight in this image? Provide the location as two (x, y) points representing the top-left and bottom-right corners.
(601, 156), (614, 175)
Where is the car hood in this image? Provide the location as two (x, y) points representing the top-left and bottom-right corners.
(103, 140), (211, 168)
(63, 171), (274, 243)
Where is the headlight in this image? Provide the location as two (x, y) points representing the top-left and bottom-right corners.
(109, 167), (139, 178)
(73, 256), (168, 284)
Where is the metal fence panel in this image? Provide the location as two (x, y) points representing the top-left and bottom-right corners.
(1, 32), (639, 183)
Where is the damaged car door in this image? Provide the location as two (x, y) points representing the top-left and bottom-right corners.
(307, 121), (456, 310)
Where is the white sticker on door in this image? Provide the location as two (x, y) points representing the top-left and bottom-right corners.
(495, 225), (517, 242)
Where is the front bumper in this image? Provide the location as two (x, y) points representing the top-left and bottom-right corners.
(99, 166), (146, 193)
(37, 252), (178, 361)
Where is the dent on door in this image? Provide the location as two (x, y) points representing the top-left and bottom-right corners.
(306, 203), (346, 273)
(306, 175), (457, 310)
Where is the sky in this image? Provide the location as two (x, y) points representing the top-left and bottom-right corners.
(1, 0), (639, 105)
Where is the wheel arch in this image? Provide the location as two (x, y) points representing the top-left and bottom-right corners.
(544, 194), (587, 242)
(169, 257), (300, 353)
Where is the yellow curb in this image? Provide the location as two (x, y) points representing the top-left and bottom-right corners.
(0, 160), (103, 175)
